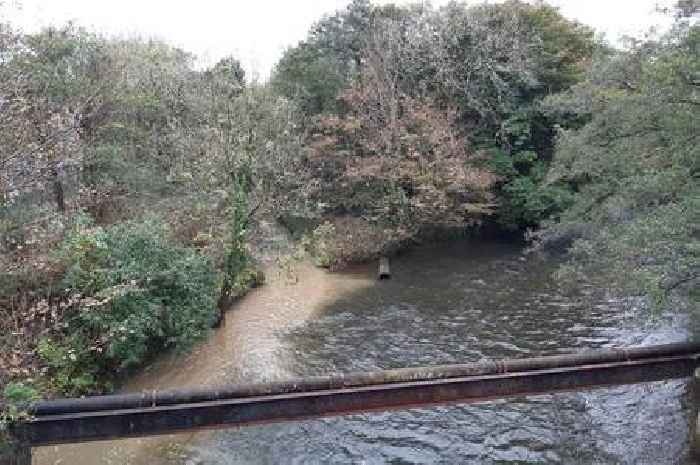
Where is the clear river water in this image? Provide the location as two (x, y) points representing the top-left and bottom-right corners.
(35, 239), (699, 464)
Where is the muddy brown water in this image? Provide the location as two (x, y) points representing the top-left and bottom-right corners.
(35, 239), (698, 464)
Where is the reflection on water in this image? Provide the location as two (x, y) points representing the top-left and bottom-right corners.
(35, 240), (698, 464)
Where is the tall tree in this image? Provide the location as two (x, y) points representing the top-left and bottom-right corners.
(1, 24), (108, 213)
(537, 6), (699, 303)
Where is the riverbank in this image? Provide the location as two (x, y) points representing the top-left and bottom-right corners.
(33, 258), (377, 465)
(0, 215), (275, 458)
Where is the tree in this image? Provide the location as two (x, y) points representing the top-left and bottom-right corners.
(1, 24), (109, 214)
(271, 0), (371, 118)
(299, 12), (498, 249)
(429, 2), (598, 230)
(536, 11), (699, 303)
(270, 1), (598, 233)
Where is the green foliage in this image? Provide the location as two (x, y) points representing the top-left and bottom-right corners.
(301, 221), (338, 268)
(539, 18), (700, 304)
(10, 23), (107, 138)
(272, 45), (348, 117)
(1, 17), (296, 399)
(2, 382), (39, 408)
(46, 216), (219, 393)
(36, 338), (99, 394)
(484, 148), (517, 178)
(204, 55), (245, 98)
(80, 38), (201, 199)
(0, 382), (40, 455)
(221, 179), (251, 299)
(1, 381), (39, 434)
(500, 171), (574, 230)
(434, 1), (597, 132)
(518, 2), (597, 94)
(271, 0), (369, 118)
(487, 149), (574, 229)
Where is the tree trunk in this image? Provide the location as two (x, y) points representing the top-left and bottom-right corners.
(52, 167), (66, 213)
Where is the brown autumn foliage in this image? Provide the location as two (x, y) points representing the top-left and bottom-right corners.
(302, 80), (498, 263)
(295, 14), (498, 264)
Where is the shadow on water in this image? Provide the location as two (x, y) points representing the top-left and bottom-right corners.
(36, 239), (699, 464)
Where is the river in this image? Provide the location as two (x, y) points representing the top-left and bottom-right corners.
(35, 239), (698, 464)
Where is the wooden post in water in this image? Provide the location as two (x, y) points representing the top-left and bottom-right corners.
(378, 257), (390, 280)
(692, 368), (700, 459)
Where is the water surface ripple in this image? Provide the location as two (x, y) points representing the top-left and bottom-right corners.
(193, 241), (696, 465)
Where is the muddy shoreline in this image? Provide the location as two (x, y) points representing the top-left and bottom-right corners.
(34, 259), (376, 465)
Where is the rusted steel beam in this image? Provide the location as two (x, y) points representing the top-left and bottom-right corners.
(11, 342), (700, 446)
(26, 342), (700, 416)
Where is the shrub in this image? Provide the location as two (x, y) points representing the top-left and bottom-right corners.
(221, 181), (250, 300)
(486, 148), (574, 230)
(1, 382), (39, 454)
(538, 19), (699, 304)
(1, 382), (39, 415)
(43, 216), (219, 393)
(300, 221), (337, 268)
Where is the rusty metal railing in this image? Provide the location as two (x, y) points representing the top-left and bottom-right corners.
(6, 341), (700, 463)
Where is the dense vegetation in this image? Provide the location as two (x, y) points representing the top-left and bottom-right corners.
(0, 0), (697, 448)
(272, 0), (598, 260)
(539, 14), (699, 303)
(0, 21), (295, 407)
